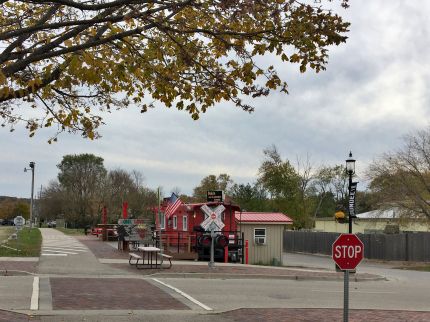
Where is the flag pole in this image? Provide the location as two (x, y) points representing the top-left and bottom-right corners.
(157, 188), (164, 264)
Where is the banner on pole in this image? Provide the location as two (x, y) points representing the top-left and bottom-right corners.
(348, 182), (358, 218)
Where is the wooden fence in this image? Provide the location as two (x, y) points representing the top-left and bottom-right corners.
(283, 231), (430, 262)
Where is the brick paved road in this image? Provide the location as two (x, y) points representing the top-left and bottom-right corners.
(78, 237), (128, 260)
(222, 308), (430, 322)
(50, 277), (189, 310)
(0, 261), (38, 274)
(79, 235), (380, 281)
(2, 308), (430, 321)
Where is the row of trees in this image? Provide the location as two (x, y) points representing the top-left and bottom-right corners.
(189, 146), (372, 229)
(0, 197), (30, 220)
(39, 127), (430, 228)
(39, 154), (157, 227)
(39, 149), (358, 229)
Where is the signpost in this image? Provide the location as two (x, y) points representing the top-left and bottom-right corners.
(14, 215), (25, 229)
(207, 190), (224, 202)
(13, 216), (25, 251)
(332, 234), (364, 322)
(200, 204), (226, 268)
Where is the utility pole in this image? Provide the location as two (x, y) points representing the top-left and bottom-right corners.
(24, 162), (35, 228)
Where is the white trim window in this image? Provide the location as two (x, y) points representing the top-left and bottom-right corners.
(173, 215), (177, 230)
(254, 228), (266, 245)
(160, 213), (166, 230)
(182, 215), (188, 231)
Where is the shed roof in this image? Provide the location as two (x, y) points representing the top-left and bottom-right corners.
(234, 211), (293, 223)
(356, 209), (397, 219)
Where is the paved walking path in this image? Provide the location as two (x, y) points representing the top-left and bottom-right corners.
(1, 229), (429, 321)
(37, 229), (129, 276)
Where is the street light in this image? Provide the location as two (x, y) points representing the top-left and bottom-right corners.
(345, 152), (355, 234)
(346, 152), (355, 176)
(24, 162), (35, 228)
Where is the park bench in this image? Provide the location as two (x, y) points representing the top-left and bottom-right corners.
(128, 251), (172, 269)
(128, 253), (143, 267)
(158, 253), (173, 269)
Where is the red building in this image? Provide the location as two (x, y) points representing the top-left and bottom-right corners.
(154, 200), (241, 260)
(156, 201), (240, 233)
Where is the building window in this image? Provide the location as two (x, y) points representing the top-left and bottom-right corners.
(254, 228), (266, 245)
(160, 213), (166, 230)
(182, 215), (188, 231)
(173, 216), (177, 230)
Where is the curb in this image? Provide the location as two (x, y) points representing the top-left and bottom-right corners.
(146, 272), (386, 282)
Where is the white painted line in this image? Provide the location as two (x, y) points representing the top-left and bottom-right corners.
(43, 243), (86, 248)
(41, 253), (68, 256)
(42, 247), (86, 252)
(41, 249), (78, 254)
(152, 278), (212, 311)
(30, 277), (39, 310)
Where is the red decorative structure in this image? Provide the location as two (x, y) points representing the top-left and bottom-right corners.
(245, 240), (249, 264)
(122, 202), (128, 219)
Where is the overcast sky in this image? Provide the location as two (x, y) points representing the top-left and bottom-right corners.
(1, 0), (429, 199)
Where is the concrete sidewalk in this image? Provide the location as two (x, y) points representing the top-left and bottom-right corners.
(76, 235), (384, 282)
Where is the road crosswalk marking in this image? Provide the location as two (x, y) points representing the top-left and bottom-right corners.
(41, 233), (88, 256)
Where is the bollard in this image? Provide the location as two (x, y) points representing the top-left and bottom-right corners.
(224, 246), (228, 263)
(245, 240), (249, 264)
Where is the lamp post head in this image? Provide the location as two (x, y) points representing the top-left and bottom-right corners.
(29, 161), (35, 169)
(345, 151), (356, 175)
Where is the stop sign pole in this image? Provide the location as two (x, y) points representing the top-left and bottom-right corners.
(332, 233), (364, 322)
(333, 152), (360, 322)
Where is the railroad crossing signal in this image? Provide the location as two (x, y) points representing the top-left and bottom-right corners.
(332, 234), (364, 270)
(200, 204), (225, 231)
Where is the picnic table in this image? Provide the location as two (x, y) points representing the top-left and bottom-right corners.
(128, 246), (172, 269)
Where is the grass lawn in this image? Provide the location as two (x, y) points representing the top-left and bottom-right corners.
(0, 227), (14, 241)
(55, 227), (85, 236)
(398, 265), (430, 272)
(0, 227), (41, 257)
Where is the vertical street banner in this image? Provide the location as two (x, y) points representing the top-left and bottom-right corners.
(348, 182), (358, 218)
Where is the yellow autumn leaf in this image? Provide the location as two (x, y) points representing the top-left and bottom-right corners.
(0, 71), (6, 85)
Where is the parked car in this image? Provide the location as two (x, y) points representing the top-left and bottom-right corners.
(1, 219), (14, 226)
(47, 221), (56, 228)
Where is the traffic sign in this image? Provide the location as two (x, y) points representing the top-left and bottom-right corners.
(207, 190), (224, 202)
(14, 216), (25, 227)
(332, 234), (364, 270)
(200, 204), (225, 231)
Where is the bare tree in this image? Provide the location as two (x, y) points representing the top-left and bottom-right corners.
(368, 128), (430, 219)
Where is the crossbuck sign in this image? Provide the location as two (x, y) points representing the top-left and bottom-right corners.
(200, 204), (225, 231)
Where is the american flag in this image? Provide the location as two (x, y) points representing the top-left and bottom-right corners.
(165, 193), (183, 219)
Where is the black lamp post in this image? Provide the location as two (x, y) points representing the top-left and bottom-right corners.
(345, 152), (355, 234)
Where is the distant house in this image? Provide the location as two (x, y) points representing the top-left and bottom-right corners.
(235, 211), (293, 265)
(314, 209), (430, 233)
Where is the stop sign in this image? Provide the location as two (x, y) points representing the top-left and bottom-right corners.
(332, 234), (364, 270)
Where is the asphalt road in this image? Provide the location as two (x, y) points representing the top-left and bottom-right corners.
(154, 253), (430, 312)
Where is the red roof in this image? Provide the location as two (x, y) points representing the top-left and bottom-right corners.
(183, 202), (240, 211)
(234, 212), (293, 223)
